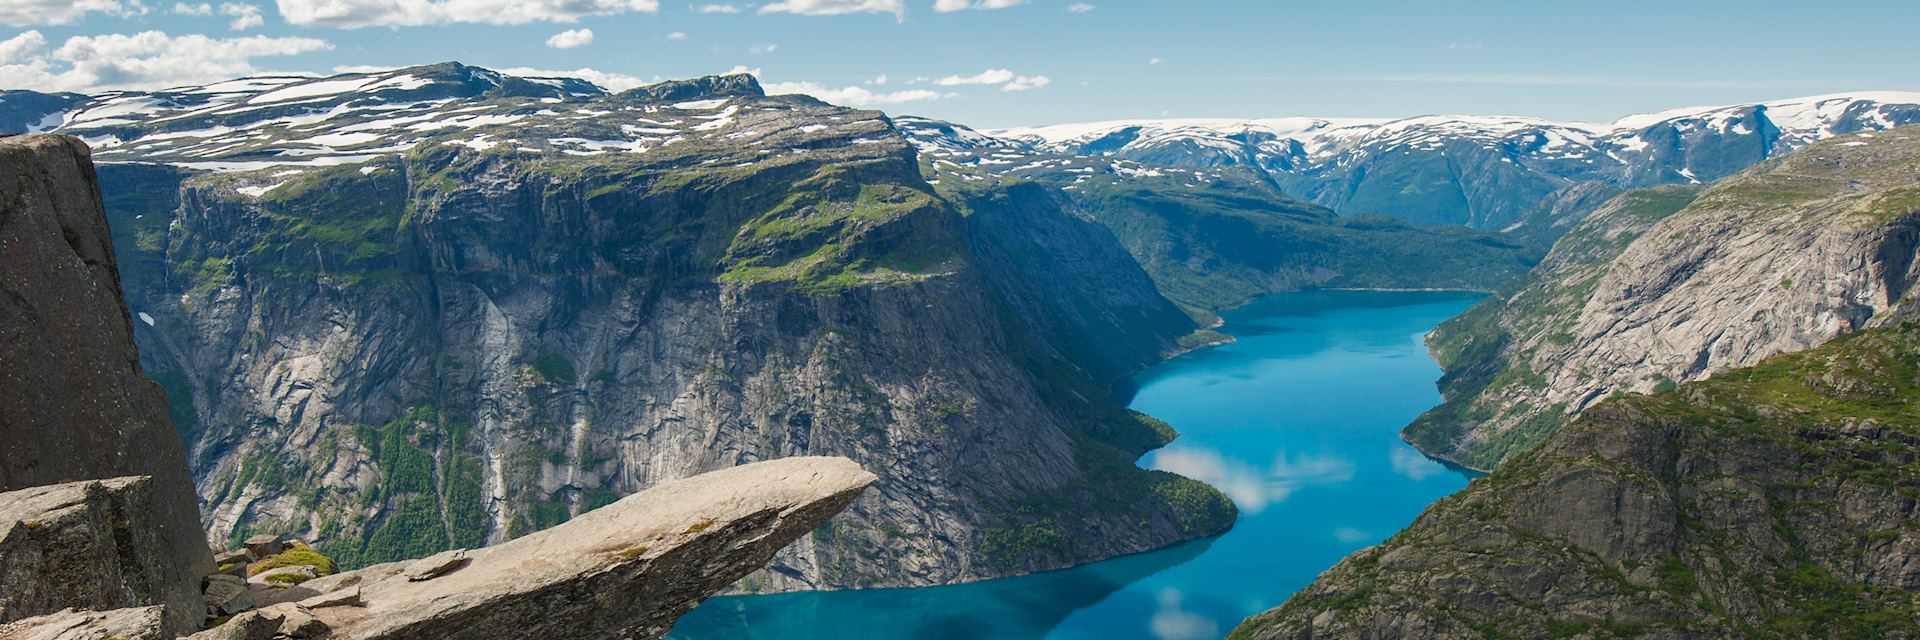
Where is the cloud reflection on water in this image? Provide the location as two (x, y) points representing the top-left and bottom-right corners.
(1150, 447), (1355, 514)
(1148, 589), (1218, 640)
(1389, 445), (1447, 482)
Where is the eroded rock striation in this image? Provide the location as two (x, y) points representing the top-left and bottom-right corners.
(0, 478), (201, 635)
(1234, 325), (1920, 639)
(1409, 128), (1920, 469)
(69, 64), (1232, 589)
(0, 134), (212, 635)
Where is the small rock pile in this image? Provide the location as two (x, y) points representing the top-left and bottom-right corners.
(199, 534), (338, 622)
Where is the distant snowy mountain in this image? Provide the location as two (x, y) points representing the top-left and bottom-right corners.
(11, 66), (1917, 241)
(949, 92), (1920, 234)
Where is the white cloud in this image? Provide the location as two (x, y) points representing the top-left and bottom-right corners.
(1064, 2), (1091, 12)
(1148, 57), (1161, 65)
(932, 0), (1024, 11)
(0, 0), (147, 27)
(935, 67), (1012, 86)
(332, 64), (400, 73)
(722, 64), (760, 76)
(763, 80), (940, 106)
(495, 66), (647, 92)
(275, 0), (661, 28)
(172, 2), (213, 15)
(1001, 74), (1047, 91)
(0, 30), (47, 64)
(694, 2), (739, 12)
(748, 42), (777, 54)
(757, 0), (903, 18)
(221, 3), (264, 29)
(867, 73), (886, 85)
(665, 31), (687, 41)
(546, 28), (594, 48)
(0, 30), (330, 93)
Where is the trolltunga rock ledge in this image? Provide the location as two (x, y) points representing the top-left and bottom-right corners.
(194, 456), (876, 640)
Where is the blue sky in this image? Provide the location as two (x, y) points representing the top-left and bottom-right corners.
(5, 0), (1918, 128)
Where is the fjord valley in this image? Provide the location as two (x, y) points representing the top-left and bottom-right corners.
(4, 28), (1920, 640)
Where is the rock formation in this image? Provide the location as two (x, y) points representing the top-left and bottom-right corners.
(0, 134), (213, 635)
(198, 456), (876, 640)
(1233, 325), (1920, 639)
(1408, 128), (1920, 469)
(0, 477), (203, 635)
(78, 65), (1232, 587)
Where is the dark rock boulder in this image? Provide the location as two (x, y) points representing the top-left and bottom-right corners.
(0, 134), (213, 635)
(0, 478), (202, 634)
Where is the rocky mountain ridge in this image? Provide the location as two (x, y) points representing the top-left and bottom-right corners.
(911, 93), (1920, 235)
(1233, 323), (1920, 639)
(1408, 127), (1920, 470)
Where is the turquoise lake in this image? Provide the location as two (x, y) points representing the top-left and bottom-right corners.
(670, 290), (1483, 639)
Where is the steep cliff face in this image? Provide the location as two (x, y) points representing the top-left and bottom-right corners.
(0, 134), (212, 635)
(86, 67), (1232, 590)
(1234, 325), (1920, 639)
(1409, 129), (1920, 469)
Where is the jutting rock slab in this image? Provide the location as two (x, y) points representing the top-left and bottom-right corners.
(197, 456), (876, 640)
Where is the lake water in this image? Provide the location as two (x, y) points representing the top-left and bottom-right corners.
(671, 290), (1483, 639)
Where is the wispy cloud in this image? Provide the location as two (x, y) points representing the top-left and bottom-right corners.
(1321, 72), (1855, 90)
(933, 0), (1026, 12)
(758, 0), (903, 19)
(1065, 2), (1093, 12)
(763, 80), (942, 105)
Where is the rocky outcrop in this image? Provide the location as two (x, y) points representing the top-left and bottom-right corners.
(0, 134), (212, 635)
(0, 478), (203, 634)
(0, 606), (168, 640)
(1235, 325), (1920, 639)
(89, 66), (1231, 590)
(195, 457), (875, 640)
(1408, 129), (1920, 469)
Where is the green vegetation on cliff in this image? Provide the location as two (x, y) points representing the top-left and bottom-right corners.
(1236, 324), (1920, 639)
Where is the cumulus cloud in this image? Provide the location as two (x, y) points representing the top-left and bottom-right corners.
(222, 3), (265, 29)
(0, 30), (330, 93)
(495, 66), (647, 92)
(172, 2), (214, 15)
(932, 0), (1024, 11)
(275, 0), (660, 28)
(665, 31), (687, 41)
(762, 80), (940, 106)
(694, 3), (739, 12)
(546, 27), (593, 48)
(757, 0), (903, 18)
(748, 42), (777, 54)
(935, 67), (1012, 86)
(0, 0), (146, 27)
(1065, 2), (1091, 12)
